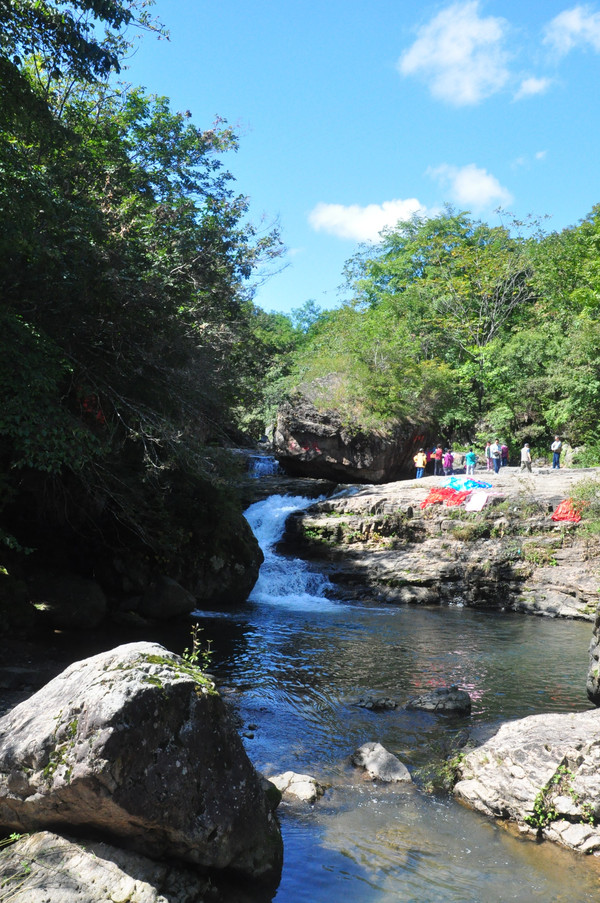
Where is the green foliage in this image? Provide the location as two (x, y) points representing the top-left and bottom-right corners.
(276, 203), (600, 453)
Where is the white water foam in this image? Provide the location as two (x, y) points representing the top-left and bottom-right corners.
(244, 494), (340, 611)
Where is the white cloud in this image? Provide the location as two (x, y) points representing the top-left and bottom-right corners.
(514, 76), (552, 99)
(544, 5), (600, 55)
(308, 198), (425, 242)
(535, 150), (548, 160)
(428, 163), (513, 209)
(398, 1), (510, 105)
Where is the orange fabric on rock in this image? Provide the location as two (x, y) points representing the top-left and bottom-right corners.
(551, 498), (586, 523)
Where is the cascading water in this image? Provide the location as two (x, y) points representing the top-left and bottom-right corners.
(244, 494), (339, 611)
(248, 454), (281, 478)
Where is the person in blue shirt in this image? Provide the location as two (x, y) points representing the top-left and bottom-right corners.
(465, 448), (477, 476)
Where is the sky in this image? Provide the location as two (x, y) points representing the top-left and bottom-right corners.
(121, 0), (600, 316)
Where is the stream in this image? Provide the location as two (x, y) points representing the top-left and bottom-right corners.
(194, 489), (600, 902)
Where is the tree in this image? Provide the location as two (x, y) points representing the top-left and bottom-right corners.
(344, 209), (536, 415)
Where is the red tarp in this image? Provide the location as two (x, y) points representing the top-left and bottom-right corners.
(551, 498), (586, 523)
(420, 487), (471, 509)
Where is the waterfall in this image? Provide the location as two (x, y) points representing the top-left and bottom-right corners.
(244, 494), (339, 611)
(248, 454), (281, 478)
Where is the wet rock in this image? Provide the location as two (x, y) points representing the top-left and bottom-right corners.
(138, 576), (196, 620)
(0, 642), (282, 883)
(351, 742), (412, 783)
(405, 686), (472, 715)
(356, 697), (398, 710)
(454, 708), (600, 854)
(268, 771), (325, 803)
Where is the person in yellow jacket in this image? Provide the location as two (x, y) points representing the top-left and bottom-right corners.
(413, 448), (427, 479)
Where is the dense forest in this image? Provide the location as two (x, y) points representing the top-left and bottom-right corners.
(2, 1), (600, 622)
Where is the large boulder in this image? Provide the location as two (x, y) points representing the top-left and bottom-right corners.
(0, 642), (282, 883)
(274, 394), (423, 483)
(454, 709), (600, 853)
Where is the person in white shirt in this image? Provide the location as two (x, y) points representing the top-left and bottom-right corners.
(490, 439), (501, 474)
(551, 436), (562, 469)
(520, 443), (532, 473)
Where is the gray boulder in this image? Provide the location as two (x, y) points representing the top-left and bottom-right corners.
(454, 708), (600, 853)
(351, 742), (412, 783)
(0, 831), (212, 903)
(406, 686), (472, 715)
(0, 642), (282, 882)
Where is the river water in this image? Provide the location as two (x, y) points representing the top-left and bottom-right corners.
(194, 492), (600, 903)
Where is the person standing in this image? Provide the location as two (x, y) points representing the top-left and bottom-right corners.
(490, 439), (501, 474)
(443, 448), (454, 475)
(434, 444), (444, 476)
(520, 443), (532, 473)
(413, 448), (427, 479)
(465, 448), (477, 476)
(551, 436), (562, 469)
(485, 441), (493, 471)
(501, 442), (509, 467)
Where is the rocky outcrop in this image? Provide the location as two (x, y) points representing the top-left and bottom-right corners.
(351, 742), (412, 783)
(282, 468), (600, 621)
(274, 395), (423, 483)
(454, 709), (600, 854)
(0, 831), (214, 903)
(0, 642), (282, 884)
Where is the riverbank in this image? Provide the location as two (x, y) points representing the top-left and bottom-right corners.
(282, 465), (600, 620)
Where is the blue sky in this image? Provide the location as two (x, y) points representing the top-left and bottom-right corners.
(122, 1), (600, 315)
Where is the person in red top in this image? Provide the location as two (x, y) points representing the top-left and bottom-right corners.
(434, 444), (444, 476)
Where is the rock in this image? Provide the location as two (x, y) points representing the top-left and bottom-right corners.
(274, 393), (422, 483)
(405, 686), (472, 715)
(27, 572), (107, 630)
(268, 771), (325, 803)
(0, 831), (213, 903)
(587, 605), (600, 704)
(0, 642), (282, 883)
(351, 742), (412, 783)
(0, 572), (38, 635)
(356, 696), (398, 710)
(138, 576), (196, 620)
(454, 708), (600, 853)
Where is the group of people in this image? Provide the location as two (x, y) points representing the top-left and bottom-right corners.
(413, 444), (474, 479)
(413, 435), (564, 478)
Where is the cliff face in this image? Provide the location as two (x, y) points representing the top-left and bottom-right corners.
(281, 467), (600, 621)
(273, 397), (425, 483)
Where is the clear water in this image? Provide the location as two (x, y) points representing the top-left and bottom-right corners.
(195, 493), (600, 902)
